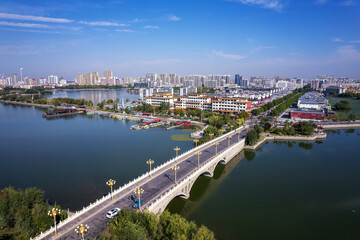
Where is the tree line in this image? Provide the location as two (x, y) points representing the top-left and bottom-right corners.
(251, 85), (311, 116)
(99, 209), (215, 240)
(0, 187), (67, 240)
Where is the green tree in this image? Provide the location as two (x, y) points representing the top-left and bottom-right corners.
(348, 113), (357, 122)
(333, 100), (351, 111)
(245, 129), (260, 146)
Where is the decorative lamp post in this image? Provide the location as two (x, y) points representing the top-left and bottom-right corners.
(196, 151), (202, 168)
(227, 135), (231, 148)
(172, 165), (180, 185)
(106, 179), (116, 201)
(209, 133), (214, 140)
(75, 224), (89, 240)
(214, 142), (219, 156)
(134, 187), (144, 212)
(193, 139), (199, 148)
(146, 159), (154, 178)
(48, 208), (61, 236)
(174, 147), (180, 162)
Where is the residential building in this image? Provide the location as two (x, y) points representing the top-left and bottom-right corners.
(145, 92), (177, 108)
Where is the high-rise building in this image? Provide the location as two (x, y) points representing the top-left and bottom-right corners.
(235, 74), (242, 86)
(12, 74), (17, 85)
(92, 72), (100, 85)
(169, 73), (176, 84)
(104, 71), (113, 79)
(48, 75), (59, 85)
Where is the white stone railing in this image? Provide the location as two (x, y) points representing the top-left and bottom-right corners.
(31, 126), (244, 240)
(146, 136), (245, 212)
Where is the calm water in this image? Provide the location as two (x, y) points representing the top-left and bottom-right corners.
(167, 129), (360, 240)
(0, 103), (192, 210)
(1, 96), (360, 240)
(46, 89), (138, 103)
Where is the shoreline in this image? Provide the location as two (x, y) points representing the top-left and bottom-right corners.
(0, 100), (59, 109)
(244, 132), (327, 150)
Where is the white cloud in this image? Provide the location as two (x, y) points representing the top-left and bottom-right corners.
(349, 40), (360, 43)
(212, 50), (246, 60)
(230, 0), (283, 10)
(116, 29), (134, 32)
(250, 46), (276, 54)
(332, 38), (343, 42)
(79, 21), (127, 27)
(168, 15), (181, 21)
(0, 27), (60, 34)
(0, 21), (52, 28)
(333, 45), (360, 61)
(340, 0), (356, 6)
(0, 12), (73, 23)
(144, 25), (159, 29)
(131, 18), (143, 23)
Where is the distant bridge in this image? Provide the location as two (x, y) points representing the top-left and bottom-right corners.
(33, 126), (248, 239)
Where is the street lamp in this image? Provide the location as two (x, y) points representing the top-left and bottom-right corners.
(146, 159), (154, 178)
(196, 151), (202, 168)
(209, 133), (214, 140)
(214, 142), (219, 156)
(75, 224), (89, 240)
(227, 135), (231, 148)
(237, 130), (241, 141)
(193, 139), (199, 148)
(106, 179), (116, 201)
(172, 165), (180, 185)
(134, 187), (144, 212)
(48, 208), (61, 236)
(174, 147), (180, 162)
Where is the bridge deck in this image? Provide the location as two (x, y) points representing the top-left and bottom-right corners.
(43, 127), (248, 239)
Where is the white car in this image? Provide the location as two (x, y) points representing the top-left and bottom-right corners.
(106, 208), (121, 219)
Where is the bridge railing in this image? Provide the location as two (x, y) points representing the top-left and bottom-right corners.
(31, 126), (244, 240)
(145, 135), (245, 211)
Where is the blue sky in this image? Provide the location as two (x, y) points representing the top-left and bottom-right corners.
(0, 0), (360, 80)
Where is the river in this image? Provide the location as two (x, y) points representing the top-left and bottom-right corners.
(0, 99), (193, 210)
(167, 129), (360, 240)
(1, 89), (359, 239)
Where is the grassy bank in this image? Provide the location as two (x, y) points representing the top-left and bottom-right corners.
(327, 96), (360, 118)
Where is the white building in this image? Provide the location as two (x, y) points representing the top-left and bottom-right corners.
(174, 93), (212, 111)
(212, 97), (251, 113)
(145, 92), (177, 109)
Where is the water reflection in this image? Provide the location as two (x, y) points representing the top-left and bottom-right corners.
(46, 89), (138, 104)
(167, 151), (245, 218)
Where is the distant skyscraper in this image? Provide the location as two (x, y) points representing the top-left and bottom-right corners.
(48, 75), (59, 85)
(104, 71), (113, 79)
(12, 73), (17, 85)
(169, 73), (176, 84)
(235, 74), (242, 86)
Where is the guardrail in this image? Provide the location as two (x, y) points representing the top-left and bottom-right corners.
(31, 125), (244, 239)
(146, 136), (245, 211)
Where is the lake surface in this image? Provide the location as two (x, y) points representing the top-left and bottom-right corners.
(46, 89), (138, 103)
(1, 91), (360, 239)
(0, 102), (193, 210)
(167, 129), (360, 240)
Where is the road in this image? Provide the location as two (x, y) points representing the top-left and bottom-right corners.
(47, 126), (248, 239)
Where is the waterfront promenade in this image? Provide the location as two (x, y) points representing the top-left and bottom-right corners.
(33, 126), (248, 239)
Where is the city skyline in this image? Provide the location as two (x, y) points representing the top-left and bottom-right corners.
(1, 0), (360, 79)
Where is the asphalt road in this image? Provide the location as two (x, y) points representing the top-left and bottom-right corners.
(47, 127), (248, 240)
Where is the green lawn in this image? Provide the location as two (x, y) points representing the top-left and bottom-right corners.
(170, 134), (193, 141)
(327, 97), (360, 118)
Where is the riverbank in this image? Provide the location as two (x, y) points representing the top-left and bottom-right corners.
(0, 100), (58, 109)
(244, 132), (327, 150)
(319, 122), (360, 129)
